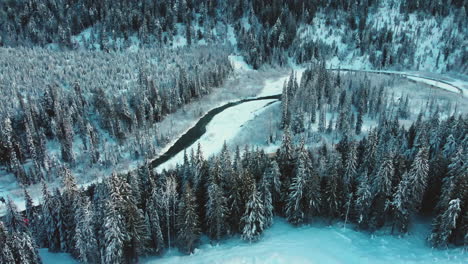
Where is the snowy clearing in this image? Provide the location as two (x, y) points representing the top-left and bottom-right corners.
(141, 218), (467, 264)
(258, 68), (305, 97)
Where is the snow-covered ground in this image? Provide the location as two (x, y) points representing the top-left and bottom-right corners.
(38, 249), (78, 264)
(258, 69), (305, 97)
(140, 218), (467, 264)
(406, 76), (461, 95)
(38, 218), (467, 264)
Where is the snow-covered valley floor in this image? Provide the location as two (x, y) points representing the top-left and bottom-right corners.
(39, 218), (467, 264)
(145, 217), (467, 264)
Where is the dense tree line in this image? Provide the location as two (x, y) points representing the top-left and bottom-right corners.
(0, 0), (466, 72)
(235, 0), (467, 71)
(0, 45), (232, 185)
(280, 63), (461, 139)
(2, 107), (466, 262)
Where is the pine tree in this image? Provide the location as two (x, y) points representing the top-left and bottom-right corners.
(102, 199), (127, 264)
(429, 199), (462, 247)
(241, 183), (265, 242)
(9, 230), (42, 264)
(407, 147), (429, 211)
(40, 181), (61, 251)
(146, 188), (165, 254)
(0, 222), (15, 264)
(177, 184), (200, 254)
(205, 179), (228, 241)
(23, 188), (38, 242)
(430, 147), (467, 247)
(75, 198), (98, 263)
(59, 167), (80, 254)
(391, 172), (411, 233)
(355, 110), (363, 135)
(286, 144), (309, 225)
(5, 197), (26, 233)
(305, 160), (321, 218)
(370, 153), (394, 229)
(109, 172), (151, 262)
(318, 105), (326, 133)
(343, 143), (358, 227)
(259, 172), (274, 228)
(355, 171), (372, 229)
(323, 155), (343, 220)
(264, 160), (281, 211)
(281, 80), (290, 128)
(278, 127), (295, 212)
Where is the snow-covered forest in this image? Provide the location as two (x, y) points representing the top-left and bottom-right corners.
(0, 0), (467, 264)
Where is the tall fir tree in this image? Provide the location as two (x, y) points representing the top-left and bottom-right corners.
(177, 184), (201, 253)
(241, 183), (265, 242)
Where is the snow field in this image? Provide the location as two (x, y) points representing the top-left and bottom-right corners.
(141, 218), (467, 264)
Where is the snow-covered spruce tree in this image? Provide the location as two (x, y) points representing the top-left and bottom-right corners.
(281, 80), (291, 128)
(263, 160), (282, 213)
(0, 222), (15, 263)
(159, 175), (179, 248)
(205, 168), (228, 241)
(259, 171), (274, 228)
(323, 154), (344, 220)
(9, 230), (43, 264)
(429, 199), (462, 247)
(286, 142), (310, 225)
(23, 188), (39, 243)
(146, 187), (165, 255)
(355, 109), (363, 135)
(241, 183), (265, 242)
(277, 127), (295, 213)
(177, 184), (201, 254)
(2, 117), (28, 184)
(318, 105), (327, 133)
(74, 198), (98, 263)
(354, 171), (372, 229)
(102, 199), (127, 264)
(113, 172), (151, 263)
(39, 181), (61, 251)
(4, 197), (27, 233)
(226, 156), (246, 234)
(59, 167), (80, 255)
(391, 172), (412, 233)
(304, 158), (321, 219)
(430, 147), (467, 246)
(369, 152), (394, 229)
(59, 112), (75, 164)
(1, 218), (42, 264)
(407, 146), (429, 212)
(343, 143), (358, 226)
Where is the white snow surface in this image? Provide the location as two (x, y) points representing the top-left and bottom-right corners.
(228, 55), (252, 72)
(39, 249), (78, 264)
(38, 218), (467, 264)
(405, 76), (461, 95)
(156, 99), (277, 172)
(258, 67), (305, 97)
(142, 218), (467, 264)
